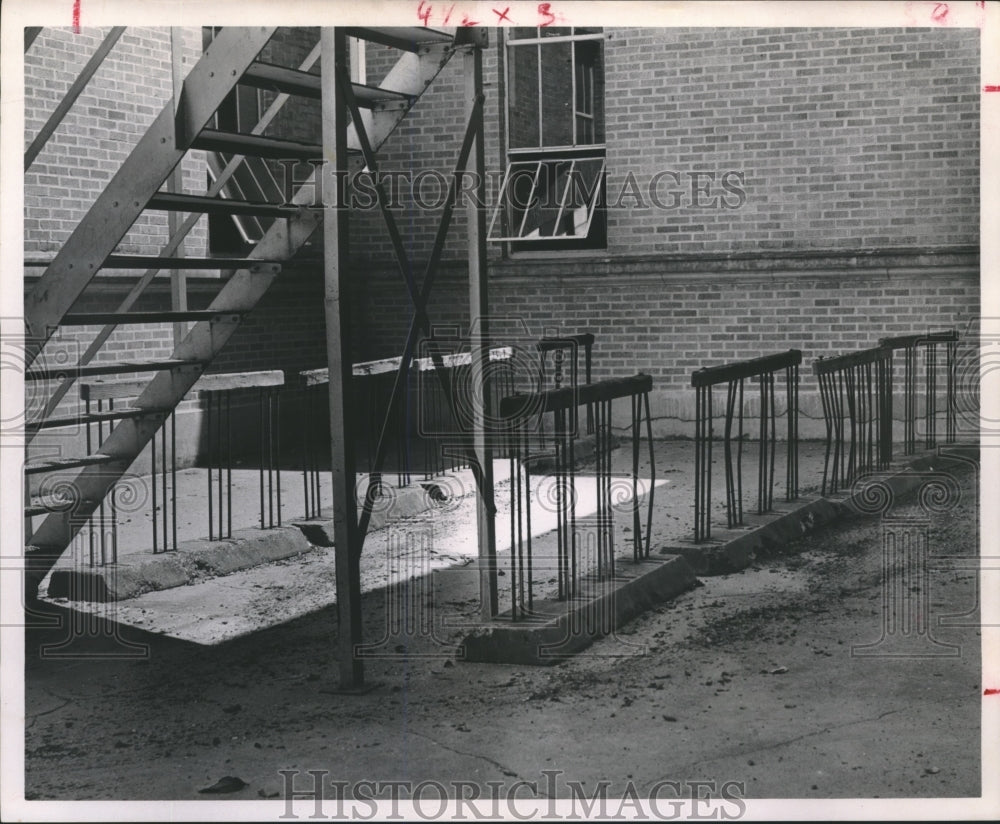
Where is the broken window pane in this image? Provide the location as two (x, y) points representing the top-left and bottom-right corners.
(488, 156), (605, 242)
(500, 29), (606, 250)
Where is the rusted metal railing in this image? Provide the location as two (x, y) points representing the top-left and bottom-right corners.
(813, 347), (894, 496)
(879, 330), (958, 454)
(691, 350), (801, 543)
(413, 343), (517, 476)
(498, 374), (655, 621)
(72, 370), (284, 563)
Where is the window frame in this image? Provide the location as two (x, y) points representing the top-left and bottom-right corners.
(494, 27), (607, 254)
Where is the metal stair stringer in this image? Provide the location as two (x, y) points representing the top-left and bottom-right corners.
(22, 27), (469, 597)
(24, 189), (322, 597)
(202, 32), (457, 245)
(23, 26), (278, 364)
(348, 40), (457, 155)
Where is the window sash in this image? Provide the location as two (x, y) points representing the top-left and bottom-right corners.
(505, 31), (603, 151)
(506, 28), (605, 45)
(487, 156), (605, 243)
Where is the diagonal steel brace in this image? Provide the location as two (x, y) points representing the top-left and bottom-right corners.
(335, 57), (492, 554)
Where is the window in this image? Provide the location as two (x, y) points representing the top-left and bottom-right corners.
(489, 27), (606, 252)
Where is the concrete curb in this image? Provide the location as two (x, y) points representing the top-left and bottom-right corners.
(47, 525), (316, 602)
(47, 481), (440, 602)
(457, 445), (978, 663)
(663, 448), (978, 576)
(460, 555), (698, 666)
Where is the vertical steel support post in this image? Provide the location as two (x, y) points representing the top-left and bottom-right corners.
(322, 28), (364, 690)
(465, 44), (498, 622)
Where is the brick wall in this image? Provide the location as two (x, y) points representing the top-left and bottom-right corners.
(345, 25), (980, 438)
(348, 33), (504, 265)
(24, 26), (209, 260)
(348, 26), (979, 266)
(348, 248), (979, 438)
(23, 26), (980, 444)
(346, 249), (979, 383)
(601, 27), (979, 254)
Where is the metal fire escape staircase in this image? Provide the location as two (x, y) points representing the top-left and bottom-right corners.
(23, 26), (462, 599)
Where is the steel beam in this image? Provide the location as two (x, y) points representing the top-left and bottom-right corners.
(168, 27), (188, 346)
(353, 89), (486, 546)
(464, 45), (498, 621)
(24, 27), (43, 52)
(322, 28), (365, 691)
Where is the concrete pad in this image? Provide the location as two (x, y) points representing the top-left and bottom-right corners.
(38, 467), (663, 645)
(43, 474), (441, 602)
(42, 458), (660, 603)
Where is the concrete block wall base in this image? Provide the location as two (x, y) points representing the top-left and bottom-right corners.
(459, 555), (698, 666)
(665, 498), (836, 576)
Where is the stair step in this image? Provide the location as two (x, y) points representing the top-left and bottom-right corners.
(242, 62), (321, 98)
(25, 406), (170, 433)
(343, 26), (453, 53)
(192, 129), (324, 161)
(25, 359), (202, 381)
(351, 82), (414, 109)
(26, 255), (284, 271)
(148, 192), (300, 219)
(242, 65), (413, 108)
(25, 454), (116, 476)
(61, 310), (242, 326)
(25, 502), (67, 517)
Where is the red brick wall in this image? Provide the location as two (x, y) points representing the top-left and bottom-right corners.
(346, 25), (980, 428)
(345, 248), (979, 387)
